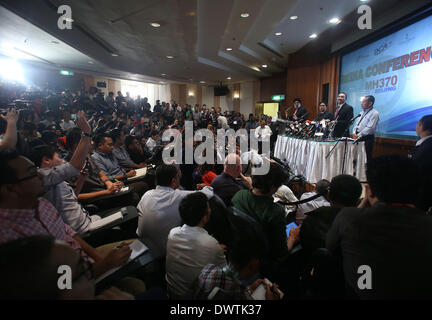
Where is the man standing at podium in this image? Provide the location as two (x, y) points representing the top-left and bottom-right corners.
(333, 92), (353, 138)
(352, 95), (380, 163)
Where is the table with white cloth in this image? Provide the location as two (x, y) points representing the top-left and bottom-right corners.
(274, 135), (367, 184)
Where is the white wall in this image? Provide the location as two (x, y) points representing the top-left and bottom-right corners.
(240, 81), (254, 116)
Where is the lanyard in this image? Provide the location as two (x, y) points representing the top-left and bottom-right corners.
(357, 108), (373, 127)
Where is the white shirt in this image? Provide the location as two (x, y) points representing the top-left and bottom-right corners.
(254, 125), (273, 140)
(352, 107), (380, 138)
(60, 120), (76, 132)
(146, 137), (157, 151)
(166, 224), (227, 298)
(296, 192), (330, 224)
(136, 186), (214, 258)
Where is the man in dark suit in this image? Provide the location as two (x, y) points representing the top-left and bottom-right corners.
(333, 92), (354, 138)
(290, 98), (308, 122)
(327, 155), (432, 299)
(412, 115), (432, 211)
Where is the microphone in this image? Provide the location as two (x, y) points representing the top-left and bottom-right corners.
(350, 114), (361, 123)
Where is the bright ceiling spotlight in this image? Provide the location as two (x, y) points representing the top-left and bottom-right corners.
(0, 58), (24, 83)
(309, 33), (318, 39)
(240, 13), (250, 18)
(150, 22), (161, 28)
(275, 32), (282, 36)
(329, 17), (341, 24)
(290, 16), (298, 20)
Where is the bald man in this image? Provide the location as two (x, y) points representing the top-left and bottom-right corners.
(211, 154), (252, 206)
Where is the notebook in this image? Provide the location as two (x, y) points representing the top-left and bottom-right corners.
(127, 167), (147, 181)
(88, 211), (123, 232)
(251, 278), (284, 300)
(95, 240), (149, 283)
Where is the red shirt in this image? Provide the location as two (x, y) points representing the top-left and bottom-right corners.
(202, 171), (217, 186)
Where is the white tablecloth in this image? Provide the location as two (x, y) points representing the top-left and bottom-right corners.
(274, 136), (367, 184)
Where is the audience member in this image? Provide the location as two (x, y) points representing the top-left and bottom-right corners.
(296, 179), (331, 224)
(136, 164), (213, 258)
(326, 155), (432, 299)
(211, 153), (251, 207)
(413, 115), (432, 211)
(300, 175), (362, 255)
(166, 192), (227, 299)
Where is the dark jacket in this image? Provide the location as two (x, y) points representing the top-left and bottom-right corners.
(326, 203), (432, 299)
(300, 206), (342, 254)
(333, 104), (354, 138)
(412, 136), (432, 210)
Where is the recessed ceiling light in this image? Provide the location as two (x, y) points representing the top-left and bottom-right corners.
(88, 61), (94, 64)
(200, 81), (206, 84)
(111, 53), (119, 57)
(166, 55), (174, 59)
(226, 48), (233, 51)
(250, 66), (261, 72)
(227, 77), (232, 80)
(290, 16), (298, 20)
(262, 64), (268, 68)
(309, 33), (318, 39)
(150, 22), (161, 28)
(161, 73), (166, 76)
(329, 17), (341, 25)
(240, 13), (250, 18)
(275, 32), (282, 36)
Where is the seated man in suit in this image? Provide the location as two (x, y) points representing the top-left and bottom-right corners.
(326, 155), (432, 299)
(413, 115), (432, 211)
(211, 153), (251, 207)
(333, 92), (354, 138)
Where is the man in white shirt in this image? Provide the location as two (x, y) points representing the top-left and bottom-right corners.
(296, 179), (330, 224)
(166, 192), (227, 299)
(60, 112), (76, 132)
(352, 95), (380, 162)
(254, 120), (272, 155)
(146, 131), (159, 152)
(136, 164), (213, 258)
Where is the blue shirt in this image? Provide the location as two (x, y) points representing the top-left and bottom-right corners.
(352, 107), (380, 138)
(91, 150), (126, 180)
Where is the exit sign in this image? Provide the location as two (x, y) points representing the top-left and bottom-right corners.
(272, 95), (285, 101)
(60, 70), (74, 76)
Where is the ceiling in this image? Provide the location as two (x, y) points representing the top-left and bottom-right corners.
(0, 0), (425, 86)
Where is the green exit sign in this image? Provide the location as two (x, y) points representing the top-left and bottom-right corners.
(272, 95), (285, 101)
(60, 70), (74, 76)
